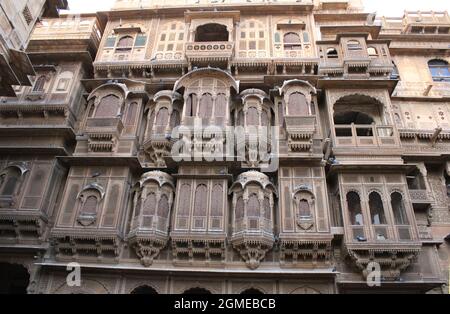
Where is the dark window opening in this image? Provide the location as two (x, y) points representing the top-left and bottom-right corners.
(283, 32), (302, 50)
(0, 263), (29, 294)
(183, 287), (212, 295)
(195, 24), (229, 42)
(428, 59), (450, 82)
(347, 192), (363, 226)
(369, 192), (387, 225)
(326, 48), (338, 59)
(131, 285), (158, 294)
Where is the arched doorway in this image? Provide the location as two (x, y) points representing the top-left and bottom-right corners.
(195, 24), (229, 42)
(131, 285), (158, 294)
(240, 288), (264, 295)
(0, 263), (30, 294)
(183, 287), (212, 294)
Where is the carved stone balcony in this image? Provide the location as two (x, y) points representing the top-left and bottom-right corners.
(50, 229), (121, 262)
(0, 210), (48, 244)
(408, 189), (433, 205)
(185, 42), (234, 68)
(334, 124), (400, 148)
(285, 116), (316, 152)
(85, 117), (123, 153)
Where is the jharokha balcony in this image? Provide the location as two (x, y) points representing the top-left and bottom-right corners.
(185, 42), (235, 68)
(334, 124), (399, 148)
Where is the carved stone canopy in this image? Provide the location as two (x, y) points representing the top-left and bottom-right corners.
(77, 183), (105, 200)
(87, 81), (130, 102)
(139, 171), (175, 189)
(173, 67), (239, 93)
(239, 89), (270, 104)
(229, 171), (277, 195)
(153, 90), (182, 104)
(279, 79), (317, 96)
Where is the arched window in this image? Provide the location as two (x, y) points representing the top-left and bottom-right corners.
(283, 32), (302, 50)
(288, 92), (309, 116)
(134, 195), (142, 218)
(131, 285), (158, 294)
(247, 194), (260, 218)
(215, 94), (227, 117)
(32, 76), (46, 92)
(261, 110), (269, 127)
(369, 192), (386, 225)
(116, 36), (133, 51)
(347, 192), (363, 226)
(298, 199), (311, 218)
(157, 195), (170, 218)
(142, 193), (157, 227)
(390, 192), (409, 225)
(198, 93), (213, 119)
(155, 107), (169, 126)
(246, 107), (259, 126)
(236, 196), (245, 219)
(185, 93), (197, 117)
(183, 288), (211, 295)
(241, 288), (264, 295)
(347, 40), (362, 51)
(211, 184), (223, 217)
(326, 48), (338, 59)
(170, 110), (180, 128)
(0, 167), (21, 197)
(81, 196), (98, 215)
(367, 47), (378, 57)
(95, 95), (121, 118)
(178, 184), (191, 217)
(428, 59), (450, 82)
(193, 184), (208, 217)
(125, 102), (138, 126)
(263, 197), (271, 220)
(237, 110), (245, 127)
(195, 23), (228, 42)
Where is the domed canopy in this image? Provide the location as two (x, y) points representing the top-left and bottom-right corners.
(139, 171), (175, 189)
(229, 171), (277, 195)
(173, 67), (239, 93)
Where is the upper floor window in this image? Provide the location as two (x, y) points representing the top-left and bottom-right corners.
(239, 20), (267, 56)
(283, 32), (302, 50)
(428, 59), (450, 82)
(288, 92), (309, 116)
(95, 95), (121, 118)
(55, 71), (73, 92)
(367, 47), (378, 58)
(390, 192), (409, 225)
(157, 22), (185, 54)
(0, 167), (21, 197)
(326, 48), (338, 59)
(391, 62), (400, 80)
(195, 23), (228, 42)
(81, 196), (98, 216)
(347, 40), (362, 51)
(347, 192), (363, 226)
(369, 192), (387, 225)
(116, 36), (134, 52)
(32, 76), (47, 92)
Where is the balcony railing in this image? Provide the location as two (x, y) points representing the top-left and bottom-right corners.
(185, 42), (234, 62)
(85, 117), (123, 135)
(408, 189), (432, 204)
(334, 124), (399, 147)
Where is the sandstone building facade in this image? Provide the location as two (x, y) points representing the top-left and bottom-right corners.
(0, 0), (449, 294)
